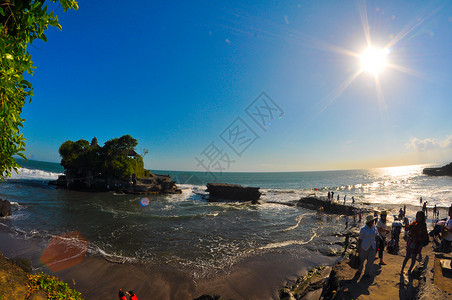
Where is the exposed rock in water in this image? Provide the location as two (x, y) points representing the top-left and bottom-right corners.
(49, 173), (181, 195)
(297, 197), (367, 215)
(206, 183), (261, 203)
(126, 175), (182, 195)
(423, 162), (452, 176)
(0, 199), (11, 217)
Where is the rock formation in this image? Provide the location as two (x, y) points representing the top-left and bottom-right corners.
(297, 196), (365, 215)
(50, 173), (181, 195)
(423, 162), (452, 176)
(206, 183), (261, 203)
(0, 199), (11, 217)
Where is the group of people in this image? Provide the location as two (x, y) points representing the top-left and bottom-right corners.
(356, 210), (394, 278)
(355, 204), (452, 279)
(430, 205), (452, 253)
(327, 191), (355, 205)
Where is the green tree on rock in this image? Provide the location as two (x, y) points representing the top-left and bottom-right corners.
(0, 0), (78, 178)
(59, 135), (146, 183)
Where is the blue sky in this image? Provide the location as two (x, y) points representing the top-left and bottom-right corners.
(22, 0), (452, 171)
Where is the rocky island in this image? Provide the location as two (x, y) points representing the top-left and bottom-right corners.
(50, 135), (181, 194)
(423, 162), (452, 176)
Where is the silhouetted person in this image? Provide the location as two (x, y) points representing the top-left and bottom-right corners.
(401, 211), (428, 276)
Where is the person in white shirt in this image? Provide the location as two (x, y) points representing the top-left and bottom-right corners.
(376, 210), (390, 265)
(356, 215), (378, 278)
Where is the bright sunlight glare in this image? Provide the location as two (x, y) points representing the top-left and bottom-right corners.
(360, 47), (390, 74)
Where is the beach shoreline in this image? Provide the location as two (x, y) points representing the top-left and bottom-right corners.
(0, 225), (337, 299)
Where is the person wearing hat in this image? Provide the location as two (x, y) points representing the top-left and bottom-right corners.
(376, 210), (390, 265)
(356, 215), (378, 278)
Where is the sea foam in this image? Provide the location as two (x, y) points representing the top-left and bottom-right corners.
(8, 167), (63, 180)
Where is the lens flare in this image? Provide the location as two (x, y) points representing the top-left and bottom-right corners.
(40, 231), (88, 272)
(140, 197), (150, 207)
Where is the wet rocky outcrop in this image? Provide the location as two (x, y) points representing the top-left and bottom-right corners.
(0, 198), (11, 217)
(126, 175), (182, 194)
(50, 173), (181, 195)
(423, 162), (452, 176)
(206, 183), (261, 203)
(297, 197), (366, 215)
(280, 266), (332, 300)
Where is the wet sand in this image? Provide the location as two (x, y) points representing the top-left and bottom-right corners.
(0, 227), (336, 299)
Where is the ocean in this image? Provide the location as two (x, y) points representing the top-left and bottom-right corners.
(1, 159), (451, 279)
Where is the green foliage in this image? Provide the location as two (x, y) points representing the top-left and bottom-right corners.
(26, 273), (84, 300)
(0, 0), (78, 178)
(59, 140), (89, 170)
(59, 135), (147, 180)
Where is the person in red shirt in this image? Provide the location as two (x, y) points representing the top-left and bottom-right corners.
(401, 211), (428, 276)
(118, 289), (127, 300)
(127, 291), (138, 300)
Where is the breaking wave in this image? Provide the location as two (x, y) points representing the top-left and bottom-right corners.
(8, 167), (63, 180)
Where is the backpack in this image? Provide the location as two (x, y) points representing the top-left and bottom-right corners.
(387, 238), (398, 254)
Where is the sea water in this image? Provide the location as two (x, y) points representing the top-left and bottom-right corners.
(1, 160), (451, 277)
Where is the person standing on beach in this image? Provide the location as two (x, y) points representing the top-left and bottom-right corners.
(420, 197), (423, 204)
(352, 196), (355, 204)
(376, 211), (390, 265)
(356, 215), (378, 278)
(401, 211), (428, 276)
(433, 204), (437, 220)
(328, 191), (331, 200)
(422, 201), (428, 217)
(337, 194), (340, 202)
(440, 205), (452, 253)
(343, 195), (347, 205)
(331, 191), (334, 200)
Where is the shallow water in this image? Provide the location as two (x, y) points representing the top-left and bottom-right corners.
(1, 160), (451, 276)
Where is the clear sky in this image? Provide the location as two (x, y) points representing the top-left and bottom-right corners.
(21, 0), (452, 172)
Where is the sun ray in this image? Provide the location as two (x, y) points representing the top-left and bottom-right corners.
(374, 75), (389, 125)
(312, 69), (363, 118)
(358, 0), (372, 48)
(385, 2), (446, 49)
(217, 12), (359, 58)
(386, 63), (430, 80)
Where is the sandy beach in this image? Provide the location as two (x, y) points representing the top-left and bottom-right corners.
(0, 225), (337, 299)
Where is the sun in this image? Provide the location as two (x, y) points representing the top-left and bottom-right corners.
(360, 47), (390, 74)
